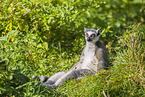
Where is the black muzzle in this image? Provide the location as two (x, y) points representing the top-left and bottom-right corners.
(87, 37), (92, 42)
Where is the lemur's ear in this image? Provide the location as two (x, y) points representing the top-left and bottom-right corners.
(84, 27), (87, 33)
(96, 29), (101, 36)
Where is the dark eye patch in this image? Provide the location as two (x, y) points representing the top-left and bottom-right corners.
(91, 34), (95, 37)
(86, 33), (89, 37)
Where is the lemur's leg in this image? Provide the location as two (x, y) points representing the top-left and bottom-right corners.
(43, 69), (94, 88)
(75, 69), (95, 79)
(32, 71), (66, 85)
(42, 71), (66, 85)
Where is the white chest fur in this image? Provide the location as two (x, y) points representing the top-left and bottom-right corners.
(81, 42), (98, 72)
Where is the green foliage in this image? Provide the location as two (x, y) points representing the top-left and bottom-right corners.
(1, 0), (144, 46)
(0, 0), (145, 96)
(57, 24), (145, 97)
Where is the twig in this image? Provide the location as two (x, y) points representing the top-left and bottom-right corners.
(103, 90), (107, 97)
(23, 2), (40, 16)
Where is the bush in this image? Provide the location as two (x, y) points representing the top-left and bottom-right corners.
(0, 0), (145, 96)
(57, 24), (144, 97)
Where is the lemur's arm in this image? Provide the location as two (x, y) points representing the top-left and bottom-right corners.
(95, 47), (109, 69)
(70, 48), (85, 70)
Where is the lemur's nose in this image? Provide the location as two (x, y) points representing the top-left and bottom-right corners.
(87, 37), (92, 42)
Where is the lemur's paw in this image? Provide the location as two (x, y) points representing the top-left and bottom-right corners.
(32, 75), (49, 82)
(32, 75), (37, 79)
(42, 83), (57, 89)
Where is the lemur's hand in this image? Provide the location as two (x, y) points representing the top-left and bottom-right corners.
(42, 83), (58, 89)
(32, 75), (49, 82)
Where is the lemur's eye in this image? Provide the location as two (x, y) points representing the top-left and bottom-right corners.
(91, 34), (95, 37)
(86, 33), (88, 37)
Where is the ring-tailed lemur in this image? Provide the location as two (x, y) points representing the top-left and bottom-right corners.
(33, 27), (109, 88)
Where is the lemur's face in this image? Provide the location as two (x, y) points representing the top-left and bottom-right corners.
(84, 27), (101, 43)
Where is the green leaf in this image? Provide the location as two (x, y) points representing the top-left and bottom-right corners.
(0, 37), (6, 41)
